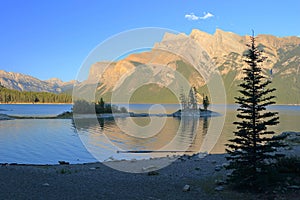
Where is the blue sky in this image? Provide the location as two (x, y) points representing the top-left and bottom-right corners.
(0, 0), (299, 81)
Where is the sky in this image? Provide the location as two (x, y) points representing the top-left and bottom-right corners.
(0, 0), (299, 81)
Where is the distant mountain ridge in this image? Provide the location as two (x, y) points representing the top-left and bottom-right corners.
(0, 70), (77, 93)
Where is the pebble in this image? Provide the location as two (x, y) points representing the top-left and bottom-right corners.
(42, 183), (50, 187)
(214, 165), (222, 171)
(182, 185), (190, 192)
(214, 186), (224, 191)
(89, 167), (96, 170)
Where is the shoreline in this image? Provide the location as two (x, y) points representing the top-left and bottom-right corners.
(1, 103), (300, 106)
(0, 102), (72, 105)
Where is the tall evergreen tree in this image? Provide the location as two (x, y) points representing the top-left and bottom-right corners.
(226, 32), (286, 188)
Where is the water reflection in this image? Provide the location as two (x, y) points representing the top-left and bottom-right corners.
(75, 116), (210, 160)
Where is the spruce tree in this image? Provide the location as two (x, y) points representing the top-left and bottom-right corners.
(226, 32), (286, 188)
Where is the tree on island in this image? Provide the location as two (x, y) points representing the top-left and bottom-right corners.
(73, 98), (128, 114)
(188, 87), (198, 110)
(225, 32), (286, 189)
(180, 87), (198, 111)
(179, 88), (188, 110)
(98, 97), (105, 109)
(202, 94), (210, 111)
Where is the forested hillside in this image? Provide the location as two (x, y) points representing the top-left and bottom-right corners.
(0, 83), (72, 103)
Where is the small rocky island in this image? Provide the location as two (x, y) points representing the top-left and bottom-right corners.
(172, 87), (219, 118)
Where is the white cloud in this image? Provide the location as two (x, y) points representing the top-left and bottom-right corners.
(185, 12), (214, 21)
(199, 12), (214, 20)
(185, 13), (199, 21)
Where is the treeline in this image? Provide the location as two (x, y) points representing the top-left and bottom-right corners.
(73, 98), (128, 114)
(0, 86), (72, 103)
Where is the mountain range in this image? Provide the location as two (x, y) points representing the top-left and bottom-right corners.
(1, 29), (300, 104)
(79, 29), (300, 104)
(0, 70), (77, 94)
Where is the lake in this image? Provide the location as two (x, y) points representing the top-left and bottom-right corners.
(0, 104), (300, 164)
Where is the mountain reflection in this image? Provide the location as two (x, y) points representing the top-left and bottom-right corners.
(73, 116), (210, 156)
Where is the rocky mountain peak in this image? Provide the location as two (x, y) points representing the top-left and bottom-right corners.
(0, 70), (76, 93)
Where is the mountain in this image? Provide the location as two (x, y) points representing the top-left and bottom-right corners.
(77, 29), (300, 104)
(0, 70), (77, 94)
(190, 29), (300, 104)
(45, 78), (78, 93)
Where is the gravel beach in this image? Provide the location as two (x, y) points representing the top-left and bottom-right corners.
(0, 154), (230, 200)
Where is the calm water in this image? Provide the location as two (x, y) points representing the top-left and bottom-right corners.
(0, 104), (300, 164)
(0, 104), (72, 116)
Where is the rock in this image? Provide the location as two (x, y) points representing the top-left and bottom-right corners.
(287, 185), (300, 189)
(195, 167), (200, 171)
(105, 156), (115, 161)
(226, 172), (232, 177)
(211, 160), (217, 164)
(215, 165), (222, 171)
(197, 152), (208, 159)
(215, 179), (227, 185)
(42, 183), (50, 187)
(182, 185), (190, 192)
(214, 186), (224, 191)
(222, 163), (230, 168)
(89, 167), (96, 170)
(147, 171), (159, 176)
(179, 157), (187, 162)
(58, 161), (69, 165)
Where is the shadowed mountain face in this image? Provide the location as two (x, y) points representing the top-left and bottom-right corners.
(79, 29), (300, 104)
(0, 70), (77, 94)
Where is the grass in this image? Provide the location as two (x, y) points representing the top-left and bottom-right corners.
(187, 172), (258, 199)
(58, 168), (72, 174)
